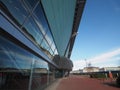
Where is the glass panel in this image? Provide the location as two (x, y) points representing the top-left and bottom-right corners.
(33, 2), (56, 58)
(0, 35), (33, 90)
(40, 39), (54, 59)
(31, 58), (48, 90)
(22, 16), (43, 45)
(34, 4), (53, 45)
(1, 0), (28, 25)
(54, 49), (58, 55)
(48, 64), (55, 83)
(41, 39), (50, 52)
(33, 3), (48, 35)
(49, 48), (54, 57)
(0, 34), (54, 90)
(45, 31), (53, 47)
(33, 3), (54, 46)
(51, 42), (56, 53)
(24, 0), (39, 10)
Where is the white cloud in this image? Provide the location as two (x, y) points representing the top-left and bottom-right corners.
(73, 48), (120, 70)
(89, 48), (120, 64)
(73, 60), (86, 70)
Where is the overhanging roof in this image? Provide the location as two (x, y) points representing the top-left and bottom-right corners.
(68, 0), (86, 58)
(41, 0), (86, 57)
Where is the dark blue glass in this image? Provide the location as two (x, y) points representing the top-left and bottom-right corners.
(0, 36), (33, 70)
(33, 3), (48, 35)
(23, 16), (43, 45)
(0, 34), (49, 90)
(1, 0), (29, 25)
(24, 0), (39, 10)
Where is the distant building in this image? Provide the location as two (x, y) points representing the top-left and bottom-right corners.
(70, 70), (80, 74)
(99, 67), (120, 72)
(71, 66), (120, 74)
(83, 67), (99, 73)
(79, 69), (84, 73)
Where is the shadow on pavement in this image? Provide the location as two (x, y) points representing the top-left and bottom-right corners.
(103, 82), (120, 88)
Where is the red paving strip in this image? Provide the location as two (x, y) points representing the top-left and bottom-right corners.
(56, 75), (120, 90)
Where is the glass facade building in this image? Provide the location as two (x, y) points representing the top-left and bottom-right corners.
(0, 0), (86, 90)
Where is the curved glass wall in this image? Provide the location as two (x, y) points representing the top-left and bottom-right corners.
(22, 16), (43, 45)
(32, 59), (48, 90)
(1, 0), (58, 60)
(0, 0), (75, 89)
(32, 2), (56, 58)
(1, 0), (29, 25)
(23, 0), (39, 11)
(0, 34), (50, 90)
(33, 3), (49, 35)
(0, 36), (32, 71)
(0, 35), (32, 90)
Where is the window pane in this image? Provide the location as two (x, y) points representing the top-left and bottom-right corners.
(31, 58), (48, 90)
(45, 31), (53, 46)
(1, 0), (28, 25)
(33, 3), (54, 46)
(41, 39), (50, 51)
(0, 35), (33, 90)
(33, 3), (48, 35)
(51, 42), (56, 53)
(24, 0), (39, 10)
(22, 16), (43, 45)
(40, 39), (55, 58)
(48, 64), (55, 83)
(54, 49), (58, 55)
(49, 48), (54, 58)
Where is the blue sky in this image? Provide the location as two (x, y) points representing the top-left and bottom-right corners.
(70, 0), (120, 70)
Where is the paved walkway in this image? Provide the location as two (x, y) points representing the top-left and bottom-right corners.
(45, 75), (120, 90)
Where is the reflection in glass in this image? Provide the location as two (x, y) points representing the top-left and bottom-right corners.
(33, 3), (48, 35)
(22, 16), (43, 45)
(0, 36), (33, 90)
(1, 0), (58, 60)
(51, 42), (56, 54)
(54, 49), (58, 55)
(40, 39), (51, 56)
(1, 0), (28, 25)
(49, 64), (55, 82)
(24, 0), (39, 10)
(1, 0), (59, 89)
(33, 3), (56, 57)
(0, 35), (50, 90)
(31, 58), (48, 90)
(45, 31), (53, 47)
